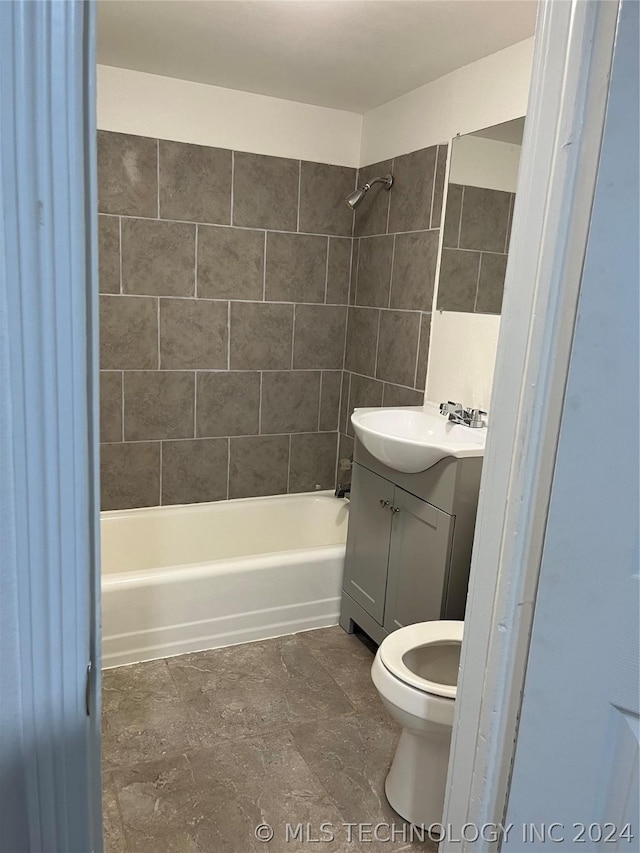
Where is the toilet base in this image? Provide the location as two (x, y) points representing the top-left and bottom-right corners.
(384, 723), (452, 828)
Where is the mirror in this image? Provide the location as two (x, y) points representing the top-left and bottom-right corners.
(436, 117), (525, 315)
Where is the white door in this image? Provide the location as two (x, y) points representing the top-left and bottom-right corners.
(503, 0), (639, 846)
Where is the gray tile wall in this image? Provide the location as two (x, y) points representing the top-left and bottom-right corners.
(437, 182), (515, 313)
(339, 144), (448, 459)
(98, 131), (356, 510)
(99, 131), (448, 508)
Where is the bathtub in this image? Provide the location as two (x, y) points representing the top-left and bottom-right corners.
(101, 491), (349, 668)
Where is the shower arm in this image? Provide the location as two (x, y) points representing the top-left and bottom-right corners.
(364, 175), (394, 192)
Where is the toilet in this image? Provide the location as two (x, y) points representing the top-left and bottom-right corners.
(371, 620), (463, 828)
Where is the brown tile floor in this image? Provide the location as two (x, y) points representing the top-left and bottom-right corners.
(102, 627), (438, 853)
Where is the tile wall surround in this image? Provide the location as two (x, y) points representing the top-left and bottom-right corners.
(437, 183), (515, 314)
(98, 130), (357, 510)
(339, 143), (448, 459)
(99, 130), (447, 509)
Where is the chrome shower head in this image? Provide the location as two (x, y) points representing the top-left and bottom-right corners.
(345, 174), (394, 210)
(345, 187), (367, 209)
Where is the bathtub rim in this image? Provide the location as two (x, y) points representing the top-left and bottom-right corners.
(100, 487), (344, 522)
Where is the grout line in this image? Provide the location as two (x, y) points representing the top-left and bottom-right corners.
(99, 429), (339, 447)
(439, 246), (506, 256)
(286, 434), (292, 492)
(258, 372), (263, 434)
(194, 223), (199, 296)
(385, 158), (394, 235)
(346, 238), (355, 312)
(346, 368), (417, 391)
(230, 150), (235, 226)
(324, 237), (330, 304)
(345, 372), (352, 436)
(193, 372), (197, 438)
(339, 306), (349, 376)
(428, 147), (438, 229)
(111, 211), (435, 241)
(262, 232), (267, 301)
(413, 314), (423, 389)
(159, 441), (163, 505)
(156, 298), (161, 368)
(296, 161), (301, 233)
(474, 254), (483, 312)
(156, 139), (160, 219)
(505, 193), (514, 254)
(104, 367), (362, 375)
(351, 169), (358, 239)
(317, 372), (323, 431)
(355, 226), (438, 239)
(118, 216), (123, 293)
(225, 437), (230, 500)
(352, 239), (360, 306)
(227, 301), (231, 369)
(291, 305), (296, 369)
(373, 310), (382, 379)
(120, 371), (124, 441)
(388, 234), (397, 309)
(457, 186), (464, 248)
(98, 292), (363, 308)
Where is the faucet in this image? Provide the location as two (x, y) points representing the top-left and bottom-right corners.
(335, 483), (351, 499)
(439, 401), (486, 429)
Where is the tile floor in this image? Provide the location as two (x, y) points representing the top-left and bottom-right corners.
(102, 626), (437, 852)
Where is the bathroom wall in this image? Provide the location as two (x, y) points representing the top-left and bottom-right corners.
(98, 130), (356, 509)
(97, 65), (362, 167)
(338, 144), (448, 458)
(98, 41), (535, 492)
(357, 38), (533, 414)
(359, 38), (533, 165)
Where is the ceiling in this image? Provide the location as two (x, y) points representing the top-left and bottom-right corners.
(97, 0), (537, 114)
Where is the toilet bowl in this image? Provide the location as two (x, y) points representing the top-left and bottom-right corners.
(371, 620), (463, 828)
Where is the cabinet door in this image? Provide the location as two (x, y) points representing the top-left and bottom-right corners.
(383, 486), (454, 632)
(343, 463), (394, 623)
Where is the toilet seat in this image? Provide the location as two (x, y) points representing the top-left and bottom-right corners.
(378, 620), (463, 699)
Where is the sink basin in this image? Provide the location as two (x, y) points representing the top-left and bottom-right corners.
(351, 403), (487, 473)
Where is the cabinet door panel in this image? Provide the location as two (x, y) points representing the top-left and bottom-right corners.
(343, 463), (394, 623)
(383, 486), (454, 632)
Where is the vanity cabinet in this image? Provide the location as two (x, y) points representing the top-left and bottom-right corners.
(340, 440), (482, 645)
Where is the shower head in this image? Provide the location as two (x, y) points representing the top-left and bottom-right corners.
(345, 174), (394, 210)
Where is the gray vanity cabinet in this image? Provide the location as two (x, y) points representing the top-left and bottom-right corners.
(340, 439), (482, 645)
(343, 464), (394, 623)
(383, 487), (454, 632)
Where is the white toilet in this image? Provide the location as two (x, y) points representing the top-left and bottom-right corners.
(371, 620), (463, 828)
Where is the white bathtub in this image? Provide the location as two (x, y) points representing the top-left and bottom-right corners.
(101, 491), (349, 668)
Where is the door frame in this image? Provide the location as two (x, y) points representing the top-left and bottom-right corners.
(441, 1), (621, 849)
(0, 0), (623, 847)
(0, 0), (102, 850)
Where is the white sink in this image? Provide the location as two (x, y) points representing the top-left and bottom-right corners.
(351, 402), (487, 473)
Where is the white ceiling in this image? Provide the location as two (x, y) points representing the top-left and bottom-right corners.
(97, 0), (537, 114)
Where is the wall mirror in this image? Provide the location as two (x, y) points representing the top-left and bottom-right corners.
(436, 117), (525, 315)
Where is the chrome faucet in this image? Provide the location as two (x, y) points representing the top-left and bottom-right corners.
(439, 401), (486, 429)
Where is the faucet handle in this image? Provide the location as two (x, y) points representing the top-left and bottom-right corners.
(469, 409), (487, 428)
(440, 400), (462, 415)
